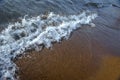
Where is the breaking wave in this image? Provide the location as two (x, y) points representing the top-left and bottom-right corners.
(0, 11), (97, 80)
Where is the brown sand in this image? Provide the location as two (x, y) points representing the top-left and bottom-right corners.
(16, 6), (120, 80)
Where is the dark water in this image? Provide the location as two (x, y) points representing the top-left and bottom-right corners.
(0, 0), (120, 24)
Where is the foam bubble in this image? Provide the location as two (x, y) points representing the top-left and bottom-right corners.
(0, 11), (97, 80)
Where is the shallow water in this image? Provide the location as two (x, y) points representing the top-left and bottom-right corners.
(0, 10), (97, 80)
(0, 0), (120, 80)
(16, 6), (120, 80)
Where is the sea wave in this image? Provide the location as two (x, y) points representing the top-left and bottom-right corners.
(0, 0), (120, 80)
(0, 11), (97, 80)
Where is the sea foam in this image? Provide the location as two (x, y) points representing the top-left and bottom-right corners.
(0, 11), (97, 80)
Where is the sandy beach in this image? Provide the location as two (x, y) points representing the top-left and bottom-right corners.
(15, 6), (120, 80)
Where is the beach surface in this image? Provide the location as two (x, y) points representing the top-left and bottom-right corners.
(16, 6), (120, 80)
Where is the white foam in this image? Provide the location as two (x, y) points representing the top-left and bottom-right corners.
(0, 11), (97, 80)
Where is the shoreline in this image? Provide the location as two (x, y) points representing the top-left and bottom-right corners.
(16, 6), (120, 80)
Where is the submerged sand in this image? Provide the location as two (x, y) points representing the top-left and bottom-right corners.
(16, 6), (120, 80)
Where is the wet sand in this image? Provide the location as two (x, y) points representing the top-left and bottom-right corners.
(16, 6), (120, 80)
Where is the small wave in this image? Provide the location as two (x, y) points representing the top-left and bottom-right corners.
(0, 11), (97, 80)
